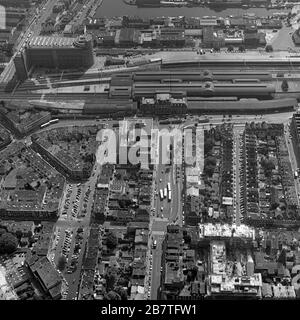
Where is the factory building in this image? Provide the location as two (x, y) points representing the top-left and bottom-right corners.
(14, 35), (94, 80)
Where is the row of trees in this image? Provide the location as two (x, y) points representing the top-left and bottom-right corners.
(104, 286), (128, 300)
(104, 263), (132, 300)
(226, 45), (246, 52)
(106, 231), (118, 250)
(261, 157), (275, 178)
(203, 156), (217, 177)
(224, 44), (275, 53)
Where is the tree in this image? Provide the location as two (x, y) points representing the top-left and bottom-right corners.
(105, 271), (117, 291)
(238, 45), (245, 52)
(57, 255), (67, 271)
(15, 230), (23, 240)
(203, 165), (215, 177)
(265, 45), (273, 52)
(204, 137), (215, 155)
(104, 291), (121, 300)
(261, 158), (275, 177)
(183, 234), (191, 244)
(0, 232), (18, 254)
(114, 286), (128, 300)
(118, 198), (131, 209)
(203, 69), (210, 76)
(278, 249), (286, 266)
(115, 172), (122, 180)
(106, 231), (118, 250)
(186, 266), (198, 282)
(281, 79), (289, 92)
(117, 277), (129, 287)
(270, 203), (279, 210)
(205, 156), (217, 167)
(227, 45), (234, 52)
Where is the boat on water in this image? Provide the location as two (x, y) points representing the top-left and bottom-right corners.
(123, 0), (136, 5)
(160, 1), (188, 7)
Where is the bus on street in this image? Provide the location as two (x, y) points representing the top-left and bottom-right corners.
(167, 182), (171, 192)
(49, 118), (59, 124)
(152, 240), (157, 249)
(40, 122), (50, 129)
(159, 189), (164, 201)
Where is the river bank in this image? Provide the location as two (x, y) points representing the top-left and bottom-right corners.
(95, 0), (289, 18)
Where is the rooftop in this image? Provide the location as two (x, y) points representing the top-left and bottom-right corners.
(199, 223), (255, 239)
(28, 35), (92, 49)
(28, 36), (75, 48)
(29, 256), (62, 294)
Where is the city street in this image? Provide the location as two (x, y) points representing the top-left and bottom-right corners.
(285, 123), (300, 206)
(149, 232), (165, 300)
(147, 121), (184, 299)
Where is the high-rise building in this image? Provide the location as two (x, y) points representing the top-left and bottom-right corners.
(0, 0), (31, 8)
(14, 35), (94, 80)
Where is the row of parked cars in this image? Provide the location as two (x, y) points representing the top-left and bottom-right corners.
(62, 229), (73, 258)
(79, 186), (91, 218)
(146, 253), (152, 299)
(72, 186), (82, 218)
(66, 228), (84, 274)
(62, 184), (74, 215)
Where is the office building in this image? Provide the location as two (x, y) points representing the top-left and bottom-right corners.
(14, 35), (94, 80)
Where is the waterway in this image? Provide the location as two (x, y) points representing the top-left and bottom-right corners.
(95, 0), (289, 18)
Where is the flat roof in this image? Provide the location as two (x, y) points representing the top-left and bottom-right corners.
(188, 98), (297, 111)
(28, 36), (75, 49)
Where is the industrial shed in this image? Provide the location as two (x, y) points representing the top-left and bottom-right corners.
(187, 98), (297, 114)
(132, 82), (275, 99)
(184, 29), (203, 38)
(83, 100), (137, 115)
(110, 73), (133, 86)
(109, 86), (132, 99)
(132, 71), (272, 82)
